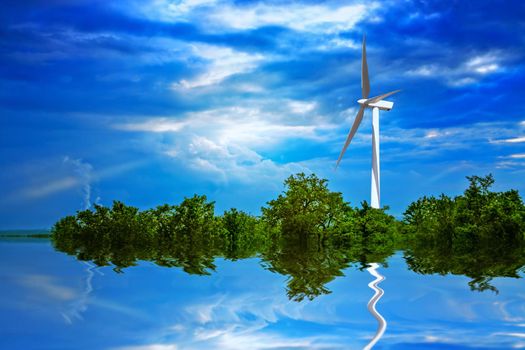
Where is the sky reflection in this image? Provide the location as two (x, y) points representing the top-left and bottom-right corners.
(1, 240), (525, 350)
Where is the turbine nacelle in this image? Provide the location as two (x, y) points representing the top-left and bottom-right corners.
(357, 99), (394, 111)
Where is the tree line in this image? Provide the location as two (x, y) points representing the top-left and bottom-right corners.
(52, 173), (525, 299)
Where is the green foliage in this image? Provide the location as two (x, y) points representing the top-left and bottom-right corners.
(220, 208), (264, 259)
(261, 173), (350, 238)
(403, 174), (525, 248)
(51, 196), (224, 273)
(402, 174), (525, 292)
(51, 172), (525, 298)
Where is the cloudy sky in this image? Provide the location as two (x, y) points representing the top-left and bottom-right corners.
(1, 0), (524, 229)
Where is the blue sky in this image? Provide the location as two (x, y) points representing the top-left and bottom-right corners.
(1, 0), (525, 229)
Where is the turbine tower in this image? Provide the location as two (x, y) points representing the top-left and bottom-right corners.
(336, 35), (400, 209)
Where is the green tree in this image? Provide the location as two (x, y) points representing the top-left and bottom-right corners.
(220, 208), (262, 259)
(261, 173), (350, 244)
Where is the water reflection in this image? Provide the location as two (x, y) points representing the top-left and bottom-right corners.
(50, 220), (525, 303)
(364, 263), (386, 350)
(62, 261), (101, 324)
(260, 237), (355, 302)
(404, 241), (525, 293)
(3, 240), (525, 350)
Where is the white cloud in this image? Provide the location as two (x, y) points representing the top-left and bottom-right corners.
(207, 3), (372, 33)
(466, 54), (500, 74)
(372, 121), (525, 167)
(407, 65), (437, 77)
(491, 136), (525, 144)
(330, 38), (359, 49)
(408, 12), (442, 21)
(406, 51), (507, 87)
(129, 1), (375, 34)
(164, 0), (217, 16)
(496, 160), (525, 169)
(115, 118), (186, 132)
(318, 38), (360, 51)
(288, 100), (316, 114)
(493, 332), (525, 339)
(231, 83), (265, 93)
(180, 135), (307, 184)
(19, 275), (77, 301)
(448, 77), (477, 87)
(172, 44), (264, 89)
(384, 122), (517, 148)
(19, 176), (79, 200)
(115, 106), (334, 147)
(424, 130), (442, 139)
(113, 105), (329, 183)
(116, 0), (217, 21)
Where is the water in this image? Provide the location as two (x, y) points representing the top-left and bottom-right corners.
(1, 239), (525, 350)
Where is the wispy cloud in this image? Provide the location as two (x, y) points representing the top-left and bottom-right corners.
(406, 51), (508, 87)
(288, 100), (317, 114)
(383, 121), (521, 149)
(496, 160), (525, 169)
(115, 118), (186, 132)
(18, 274), (77, 301)
(207, 3), (373, 33)
(490, 136), (525, 144)
(4, 159), (146, 206)
(172, 44), (265, 89)
(508, 154), (525, 159)
(114, 105), (332, 146)
(129, 1), (375, 34)
(19, 176), (79, 201)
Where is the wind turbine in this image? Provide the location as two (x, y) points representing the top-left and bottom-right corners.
(336, 35), (400, 209)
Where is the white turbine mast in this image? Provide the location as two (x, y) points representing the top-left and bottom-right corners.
(336, 35), (400, 209)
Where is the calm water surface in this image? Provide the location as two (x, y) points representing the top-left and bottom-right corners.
(1, 239), (524, 350)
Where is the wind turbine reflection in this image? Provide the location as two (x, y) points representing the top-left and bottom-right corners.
(363, 263), (387, 350)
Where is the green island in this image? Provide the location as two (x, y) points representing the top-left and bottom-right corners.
(52, 173), (525, 301)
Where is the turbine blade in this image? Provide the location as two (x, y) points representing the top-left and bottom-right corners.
(336, 105), (366, 168)
(366, 89), (401, 104)
(362, 35), (370, 99)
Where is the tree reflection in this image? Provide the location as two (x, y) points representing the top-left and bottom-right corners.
(404, 241), (525, 292)
(51, 172), (525, 300)
(261, 235), (351, 301)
